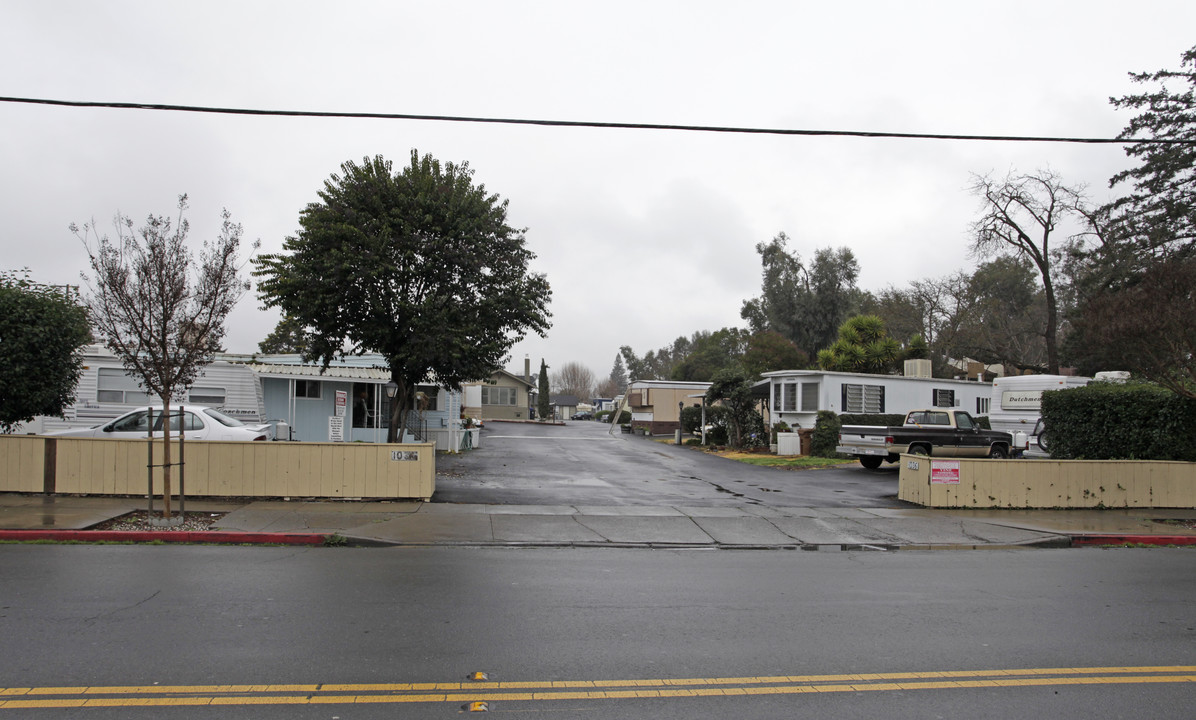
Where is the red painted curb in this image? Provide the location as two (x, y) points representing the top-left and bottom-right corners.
(0, 530), (328, 545)
(1071, 534), (1196, 547)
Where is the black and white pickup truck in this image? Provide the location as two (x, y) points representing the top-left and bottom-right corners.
(836, 409), (1026, 469)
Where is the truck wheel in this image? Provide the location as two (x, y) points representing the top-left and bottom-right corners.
(859, 456), (883, 469)
(988, 445), (1008, 459)
(909, 445), (930, 456)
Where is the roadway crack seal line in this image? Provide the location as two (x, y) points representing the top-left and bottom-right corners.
(3, 667), (1194, 709)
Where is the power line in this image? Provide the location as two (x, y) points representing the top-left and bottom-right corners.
(0, 95), (1189, 145)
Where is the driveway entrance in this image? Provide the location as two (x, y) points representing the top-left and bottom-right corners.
(434, 420), (900, 508)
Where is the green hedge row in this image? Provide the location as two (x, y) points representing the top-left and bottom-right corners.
(1040, 383), (1196, 461)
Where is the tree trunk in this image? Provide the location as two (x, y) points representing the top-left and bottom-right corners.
(160, 396), (172, 518)
(387, 375), (410, 443)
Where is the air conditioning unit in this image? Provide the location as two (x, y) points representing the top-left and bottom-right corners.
(904, 359), (932, 378)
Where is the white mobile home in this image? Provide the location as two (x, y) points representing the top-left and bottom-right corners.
(31, 345), (264, 435)
(761, 369), (993, 429)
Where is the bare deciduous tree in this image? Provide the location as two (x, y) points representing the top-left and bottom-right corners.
(74, 195), (256, 519)
(551, 361), (596, 399)
(969, 169), (1090, 374)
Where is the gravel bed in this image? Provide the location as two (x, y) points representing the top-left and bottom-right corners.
(91, 511), (227, 532)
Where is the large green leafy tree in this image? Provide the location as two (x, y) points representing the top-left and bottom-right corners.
(740, 233), (863, 357)
(0, 271), (91, 433)
(1105, 44), (1196, 264)
(953, 257), (1049, 374)
(254, 152), (552, 442)
(669, 328), (746, 382)
(740, 331), (809, 378)
(1065, 46), (1196, 394)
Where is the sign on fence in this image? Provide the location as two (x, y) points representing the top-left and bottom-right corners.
(930, 460), (960, 484)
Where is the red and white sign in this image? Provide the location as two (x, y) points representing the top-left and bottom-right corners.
(334, 390), (347, 417)
(930, 460), (961, 484)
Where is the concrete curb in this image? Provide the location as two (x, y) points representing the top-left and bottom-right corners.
(1069, 534), (1196, 547)
(0, 530), (329, 545)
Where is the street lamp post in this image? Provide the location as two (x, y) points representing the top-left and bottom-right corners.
(385, 381), (398, 442)
(678, 401), (684, 445)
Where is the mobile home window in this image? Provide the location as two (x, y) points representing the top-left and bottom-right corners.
(773, 383), (783, 410)
(295, 380), (321, 399)
(932, 389), (956, 407)
(96, 368), (155, 404)
(783, 383), (797, 412)
(976, 397), (991, 414)
(801, 382), (819, 412)
(842, 383), (885, 414)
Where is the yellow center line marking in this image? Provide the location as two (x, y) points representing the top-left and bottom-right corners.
(2, 667), (1194, 710)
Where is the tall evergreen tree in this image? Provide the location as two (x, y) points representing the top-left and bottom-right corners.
(537, 359), (551, 420)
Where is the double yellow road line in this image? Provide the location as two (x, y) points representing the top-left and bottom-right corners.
(2, 666), (1194, 710)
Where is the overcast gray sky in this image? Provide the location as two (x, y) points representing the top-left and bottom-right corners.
(3, 1), (1193, 383)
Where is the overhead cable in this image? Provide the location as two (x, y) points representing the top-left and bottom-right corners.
(0, 95), (1189, 145)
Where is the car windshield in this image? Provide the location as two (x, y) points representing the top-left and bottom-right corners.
(202, 407), (246, 427)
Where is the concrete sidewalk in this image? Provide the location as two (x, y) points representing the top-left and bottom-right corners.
(2, 493), (1195, 548)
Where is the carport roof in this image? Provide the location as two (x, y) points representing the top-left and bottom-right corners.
(245, 363), (391, 382)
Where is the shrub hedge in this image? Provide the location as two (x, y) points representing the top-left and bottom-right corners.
(1040, 382), (1196, 461)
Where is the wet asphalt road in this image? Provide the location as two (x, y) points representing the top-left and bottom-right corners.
(434, 420), (901, 507)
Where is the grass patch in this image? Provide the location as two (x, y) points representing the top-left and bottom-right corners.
(716, 452), (856, 470)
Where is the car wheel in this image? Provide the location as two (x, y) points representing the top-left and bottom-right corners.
(988, 445), (1008, 459)
(859, 456), (883, 470)
(1036, 431), (1050, 453)
(909, 445), (930, 456)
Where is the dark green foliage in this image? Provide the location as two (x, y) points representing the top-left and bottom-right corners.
(705, 368), (763, 448)
(904, 334), (929, 360)
(741, 331), (809, 377)
(817, 315), (901, 373)
(1041, 382), (1196, 461)
(0, 272), (91, 432)
(679, 404), (704, 433)
(258, 314), (310, 355)
(1105, 44), (1196, 264)
(669, 328), (747, 382)
(810, 411), (843, 458)
(254, 152), (551, 442)
(537, 359), (551, 420)
(838, 413), (906, 427)
(741, 233), (864, 357)
(615, 410), (631, 424)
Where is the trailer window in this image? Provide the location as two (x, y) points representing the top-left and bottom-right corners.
(801, 382), (819, 412)
(842, 383), (884, 414)
(96, 368), (155, 404)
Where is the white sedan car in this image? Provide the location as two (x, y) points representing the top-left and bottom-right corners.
(49, 406), (271, 441)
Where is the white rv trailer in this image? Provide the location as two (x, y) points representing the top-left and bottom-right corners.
(987, 375), (1091, 436)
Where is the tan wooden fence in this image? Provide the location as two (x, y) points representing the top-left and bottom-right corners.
(898, 455), (1196, 508)
(0, 436), (435, 501)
